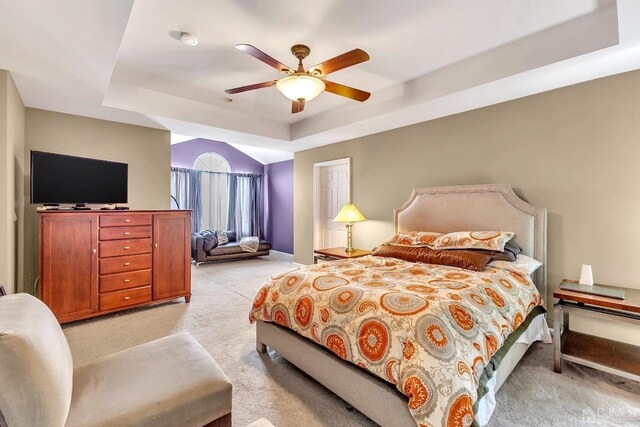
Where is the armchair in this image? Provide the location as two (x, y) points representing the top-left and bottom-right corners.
(0, 294), (232, 427)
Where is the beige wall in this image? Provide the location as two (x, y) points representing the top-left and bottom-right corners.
(295, 69), (640, 345)
(0, 70), (25, 295)
(22, 108), (170, 294)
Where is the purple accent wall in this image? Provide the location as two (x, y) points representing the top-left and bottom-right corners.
(171, 138), (264, 174)
(171, 138), (294, 253)
(264, 160), (294, 254)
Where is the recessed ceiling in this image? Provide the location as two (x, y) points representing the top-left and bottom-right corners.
(111, 0), (600, 124)
(2, 0), (640, 162)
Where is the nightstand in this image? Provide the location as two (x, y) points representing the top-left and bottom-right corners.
(313, 247), (372, 264)
(553, 279), (640, 382)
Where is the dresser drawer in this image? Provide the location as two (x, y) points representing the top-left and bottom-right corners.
(99, 238), (151, 258)
(100, 254), (151, 275)
(100, 226), (151, 241)
(100, 269), (151, 293)
(99, 286), (152, 311)
(100, 214), (152, 227)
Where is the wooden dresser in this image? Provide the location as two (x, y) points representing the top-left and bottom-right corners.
(39, 210), (191, 323)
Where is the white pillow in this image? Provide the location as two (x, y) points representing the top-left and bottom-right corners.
(489, 254), (542, 275)
(216, 230), (229, 245)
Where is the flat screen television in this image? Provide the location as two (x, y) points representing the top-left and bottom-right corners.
(30, 151), (128, 205)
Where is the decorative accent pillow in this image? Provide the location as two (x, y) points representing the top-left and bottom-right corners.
(469, 242), (522, 262)
(386, 231), (442, 247)
(201, 231), (218, 252)
(432, 231), (515, 251)
(216, 230), (229, 245)
(503, 241), (523, 258)
(372, 245), (493, 272)
(489, 254), (542, 275)
(225, 231), (237, 243)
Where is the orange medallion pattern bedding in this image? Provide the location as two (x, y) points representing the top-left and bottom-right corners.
(249, 256), (543, 427)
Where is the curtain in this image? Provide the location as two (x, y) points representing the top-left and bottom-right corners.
(171, 167), (262, 237)
(228, 174), (263, 238)
(199, 171), (229, 231)
(170, 167), (201, 232)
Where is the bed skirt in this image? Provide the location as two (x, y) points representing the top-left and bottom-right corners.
(256, 308), (550, 427)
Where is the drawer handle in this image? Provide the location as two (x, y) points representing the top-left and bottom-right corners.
(124, 219), (131, 223)
(124, 262), (131, 266)
(124, 246), (130, 250)
(92, 248), (97, 254)
(124, 279), (130, 283)
(124, 232), (130, 236)
(123, 296), (131, 301)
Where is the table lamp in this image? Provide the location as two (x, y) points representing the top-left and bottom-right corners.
(333, 203), (366, 253)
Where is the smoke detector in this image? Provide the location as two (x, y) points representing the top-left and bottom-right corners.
(180, 32), (198, 46)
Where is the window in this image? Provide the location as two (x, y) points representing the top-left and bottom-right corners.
(172, 152), (262, 237)
(194, 152), (230, 231)
(193, 152), (231, 173)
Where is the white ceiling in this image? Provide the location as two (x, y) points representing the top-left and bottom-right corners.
(2, 0), (640, 163)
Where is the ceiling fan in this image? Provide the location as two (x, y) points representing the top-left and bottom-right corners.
(225, 44), (370, 113)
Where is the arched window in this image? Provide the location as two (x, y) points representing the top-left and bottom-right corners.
(193, 152), (231, 173)
(194, 152), (230, 231)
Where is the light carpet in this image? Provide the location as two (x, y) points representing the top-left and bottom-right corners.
(63, 252), (640, 427)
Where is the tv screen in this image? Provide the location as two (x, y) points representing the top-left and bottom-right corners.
(30, 151), (128, 204)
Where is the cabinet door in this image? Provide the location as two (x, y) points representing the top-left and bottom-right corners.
(152, 212), (191, 300)
(40, 214), (98, 322)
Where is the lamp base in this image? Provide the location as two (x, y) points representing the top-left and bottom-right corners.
(345, 223), (354, 253)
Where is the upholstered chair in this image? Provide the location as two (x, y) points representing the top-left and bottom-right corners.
(0, 293), (232, 427)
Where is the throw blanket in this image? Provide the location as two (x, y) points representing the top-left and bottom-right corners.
(250, 255), (543, 427)
(239, 236), (260, 252)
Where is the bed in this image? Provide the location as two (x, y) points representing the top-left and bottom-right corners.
(253, 184), (549, 426)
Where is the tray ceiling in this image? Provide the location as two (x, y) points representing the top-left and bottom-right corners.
(2, 0), (640, 160)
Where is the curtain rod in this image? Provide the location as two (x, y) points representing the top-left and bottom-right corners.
(170, 166), (263, 178)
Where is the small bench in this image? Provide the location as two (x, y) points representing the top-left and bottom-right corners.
(0, 293), (232, 427)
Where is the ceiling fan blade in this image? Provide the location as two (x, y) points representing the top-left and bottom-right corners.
(323, 80), (370, 102)
(309, 49), (369, 76)
(225, 80), (276, 94)
(292, 100), (305, 114)
(235, 44), (293, 73)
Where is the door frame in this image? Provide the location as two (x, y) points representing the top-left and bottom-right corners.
(312, 157), (351, 251)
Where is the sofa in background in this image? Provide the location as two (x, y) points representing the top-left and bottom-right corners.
(192, 230), (271, 266)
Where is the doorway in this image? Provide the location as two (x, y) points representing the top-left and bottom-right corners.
(313, 158), (350, 250)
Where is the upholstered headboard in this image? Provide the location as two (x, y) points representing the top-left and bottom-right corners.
(394, 184), (547, 305)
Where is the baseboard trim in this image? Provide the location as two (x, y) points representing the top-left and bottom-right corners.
(269, 250), (294, 256)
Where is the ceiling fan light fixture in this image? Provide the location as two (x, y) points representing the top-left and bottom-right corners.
(227, 44), (370, 112)
(276, 74), (325, 102)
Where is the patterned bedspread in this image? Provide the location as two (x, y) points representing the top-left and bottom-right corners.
(249, 255), (544, 427)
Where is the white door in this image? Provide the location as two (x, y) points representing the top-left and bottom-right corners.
(314, 159), (350, 249)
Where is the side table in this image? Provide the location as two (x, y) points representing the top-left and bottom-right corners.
(313, 247), (371, 264)
(553, 279), (640, 382)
